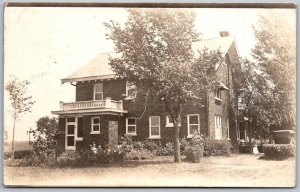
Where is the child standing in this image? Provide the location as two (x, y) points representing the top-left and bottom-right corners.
(253, 144), (259, 156)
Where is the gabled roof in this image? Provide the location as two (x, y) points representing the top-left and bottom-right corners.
(62, 36), (237, 84)
(192, 36), (235, 57)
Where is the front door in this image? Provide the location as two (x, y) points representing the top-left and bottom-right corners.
(66, 117), (76, 150)
(108, 121), (118, 147)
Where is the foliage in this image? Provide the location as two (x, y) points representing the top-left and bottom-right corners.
(184, 146), (204, 163)
(238, 145), (252, 154)
(7, 151), (57, 167)
(4, 150), (32, 159)
(29, 116), (59, 163)
(142, 139), (160, 152)
(251, 11), (296, 132)
(156, 142), (174, 156)
(104, 9), (224, 162)
(5, 75), (35, 159)
(183, 135), (204, 163)
(262, 144), (295, 160)
(203, 139), (232, 156)
(126, 148), (154, 160)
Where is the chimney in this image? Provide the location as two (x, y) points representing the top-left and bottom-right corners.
(220, 31), (230, 37)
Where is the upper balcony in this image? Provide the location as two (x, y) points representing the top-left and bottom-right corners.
(52, 97), (127, 116)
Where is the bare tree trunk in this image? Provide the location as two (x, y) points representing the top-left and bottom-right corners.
(11, 115), (16, 160)
(174, 120), (181, 163)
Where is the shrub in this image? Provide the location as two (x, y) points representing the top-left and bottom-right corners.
(204, 139), (232, 156)
(180, 138), (189, 154)
(156, 142), (174, 156)
(263, 144), (295, 160)
(184, 135), (204, 163)
(184, 146), (204, 163)
(7, 151), (57, 167)
(126, 148), (154, 160)
(142, 139), (160, 152)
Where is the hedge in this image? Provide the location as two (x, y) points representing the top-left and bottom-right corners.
(4, 150), (32, 159)
(263, 144), (295, 160)
(203, 139), (232, 156)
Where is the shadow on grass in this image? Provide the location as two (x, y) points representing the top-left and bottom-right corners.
(57, 156), (184, 169)
(258, 155), (294, 161)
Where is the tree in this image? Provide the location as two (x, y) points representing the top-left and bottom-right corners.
(252, 11), (296, 131)
(30, 116), (59, 160)
(238, 58), (273, 143)
(104, 9), (224, 162)
(5, 75), (35, 159)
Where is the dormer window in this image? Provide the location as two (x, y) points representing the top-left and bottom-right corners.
(94, 83), (103, 100)
(125, 81), (137, 100)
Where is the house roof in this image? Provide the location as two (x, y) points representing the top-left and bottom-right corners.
(192, 36), (234, 57)
(61, 53), (118, 84)
(62, 36), (236, 84)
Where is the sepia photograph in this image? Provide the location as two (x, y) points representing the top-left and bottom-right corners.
(3, 3), (296, 187)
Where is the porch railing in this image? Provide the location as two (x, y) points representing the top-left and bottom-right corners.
(59, 97), (123, 111)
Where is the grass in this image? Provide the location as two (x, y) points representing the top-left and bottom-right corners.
(4, 154), (295, 187)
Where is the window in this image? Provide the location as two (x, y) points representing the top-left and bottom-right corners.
(125, 81), (137, 100)
(149, 116), (160, 138)
(215, 89), (221, 100)
(94, 83), (103, 100)
(91, 117), (100, 134)
(187, 114), (200, 137)
(165, 115), (181, 127)
(215, 115), (222, 139)
(126, 118), (137, 135)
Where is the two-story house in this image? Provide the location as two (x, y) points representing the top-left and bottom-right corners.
(52, 33), (239, 153)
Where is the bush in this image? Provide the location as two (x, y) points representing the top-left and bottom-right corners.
(263, 144), (295, 160)
(126, 148), (154, 160)
(142, 139), (160, 152)
(184, 146), (204, 163)
(184, 135), (204, 163)
(7, 152), (57, 167)
(203, 139), (232, 156)
(156, 142), (174, 156)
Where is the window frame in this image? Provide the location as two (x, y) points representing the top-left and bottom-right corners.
(125, 81), (136, 100)
(165, 115), (181, 127)
(90, 117), (100, 134)
(187, 114), (200, 137)
(126, 117), (137, 136)
(93, 83), (103, 101)
(149, 116), (161, 139)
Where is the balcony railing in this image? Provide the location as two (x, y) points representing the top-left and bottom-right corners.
(59, 97), (123, 111)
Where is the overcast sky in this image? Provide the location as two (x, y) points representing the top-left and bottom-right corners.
(4, 7), (295, 141)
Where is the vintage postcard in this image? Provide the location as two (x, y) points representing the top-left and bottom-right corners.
(3, 3), (296, 187)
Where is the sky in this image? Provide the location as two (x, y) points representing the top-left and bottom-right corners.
(3, 7), (296, 141)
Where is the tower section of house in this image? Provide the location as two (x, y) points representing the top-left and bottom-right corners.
(52, 34), (240, 153)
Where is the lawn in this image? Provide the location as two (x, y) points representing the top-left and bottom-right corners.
(4, 154), (295, 187)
